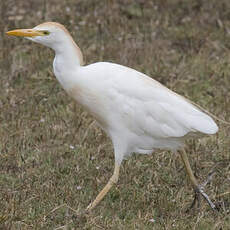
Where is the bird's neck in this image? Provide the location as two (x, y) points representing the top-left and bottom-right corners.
(53, 35), (84, 68)
(53, 38), (84, 90)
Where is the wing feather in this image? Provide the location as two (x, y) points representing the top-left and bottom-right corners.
(103, 63), (218, 139)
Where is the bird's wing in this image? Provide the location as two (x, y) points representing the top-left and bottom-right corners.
(103, 63), (218, 139)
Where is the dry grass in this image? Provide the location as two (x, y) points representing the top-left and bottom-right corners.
(0, 0), (230, 229)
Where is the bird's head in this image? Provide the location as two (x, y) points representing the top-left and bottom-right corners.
(6, 22), (84, 65)
(6, 22), (73, 51)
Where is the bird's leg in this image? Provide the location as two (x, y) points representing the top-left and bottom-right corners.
(86, 163), (120, 212)
(179, 149), (216, 211)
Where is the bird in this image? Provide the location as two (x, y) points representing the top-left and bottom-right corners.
(6, 22), (218, 212)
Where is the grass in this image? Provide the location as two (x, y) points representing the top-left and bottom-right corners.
(0, 0), (230, 229)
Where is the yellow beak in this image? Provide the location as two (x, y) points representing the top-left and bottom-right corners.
(6, 29), (44, 37)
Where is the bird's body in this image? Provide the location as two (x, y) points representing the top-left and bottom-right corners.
(54, 60), (217, 163)
(6, 22), (218, 211)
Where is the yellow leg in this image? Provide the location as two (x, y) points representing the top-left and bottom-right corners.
(179, 149), (216, 210)
(86, 163), (120, 211)
(179, 149), (198, 188)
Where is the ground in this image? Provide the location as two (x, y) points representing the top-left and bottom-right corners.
(0, 0), (229, 229)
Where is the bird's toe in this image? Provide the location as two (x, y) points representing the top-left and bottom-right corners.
(186, 170), (218, 212)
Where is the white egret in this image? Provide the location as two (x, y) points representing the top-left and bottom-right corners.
(6, 22), (218, 212)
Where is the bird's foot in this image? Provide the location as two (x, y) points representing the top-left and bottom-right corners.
(186, 171), (218, 212)
(85, 203), (93, 212)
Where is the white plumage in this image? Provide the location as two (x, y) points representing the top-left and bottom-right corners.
(65, 62), (218, 163)
(6, 22), (218, 211)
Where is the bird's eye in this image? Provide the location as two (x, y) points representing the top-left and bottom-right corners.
(43, 31), (50, 35)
